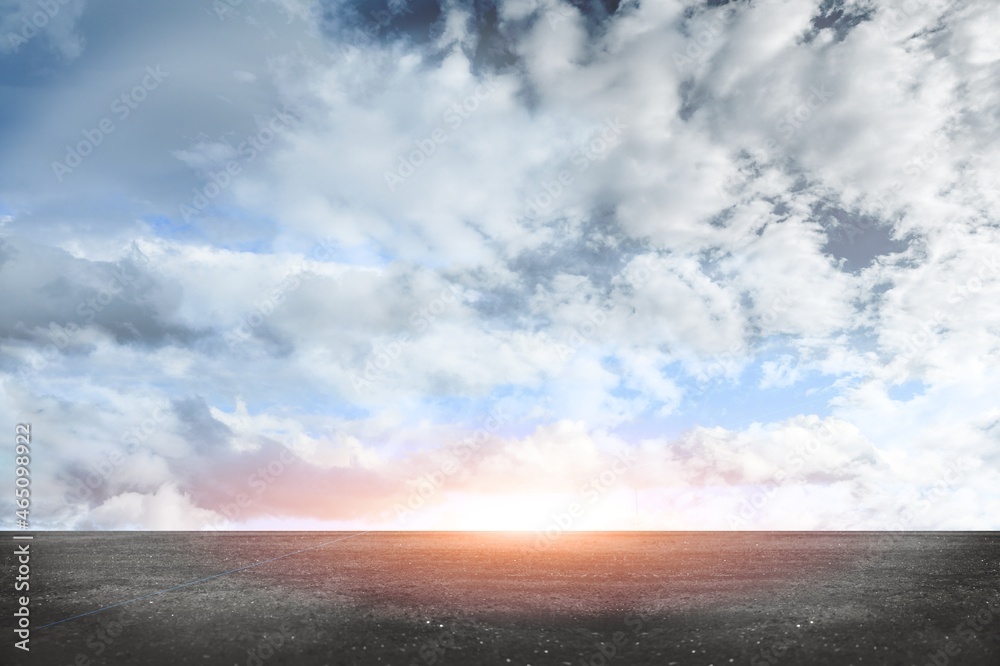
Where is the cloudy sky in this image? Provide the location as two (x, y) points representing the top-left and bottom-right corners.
(1, 0), (998, 531)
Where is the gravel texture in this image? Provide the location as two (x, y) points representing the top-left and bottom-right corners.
(2, 531), (999, 665)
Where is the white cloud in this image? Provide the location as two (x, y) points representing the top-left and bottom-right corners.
(81, 483), (223, 530)
(1, 0), (998, 529)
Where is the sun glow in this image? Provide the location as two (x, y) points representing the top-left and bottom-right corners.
(412, 488), (641, 531)
(433, 493), (560, 531)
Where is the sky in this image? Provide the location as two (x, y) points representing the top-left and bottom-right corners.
(0, 0), (998, 531)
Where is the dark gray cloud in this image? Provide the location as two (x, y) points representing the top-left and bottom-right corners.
(172, 395), (233, 450)
(804, 0), (875, 43)
(0, 238), (198, 348)
(818, 207), (910, 272)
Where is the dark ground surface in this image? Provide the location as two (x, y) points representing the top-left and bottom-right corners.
(2, 531), (999, 666)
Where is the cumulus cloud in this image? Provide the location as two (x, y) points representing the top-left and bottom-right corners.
(81, 482), (223, 530)
(1, 0), (998, 530)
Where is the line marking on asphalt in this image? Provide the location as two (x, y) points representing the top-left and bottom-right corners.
(36, 531), (370, 630)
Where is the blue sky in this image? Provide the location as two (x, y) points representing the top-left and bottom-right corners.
(1, 0), (998, 530)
